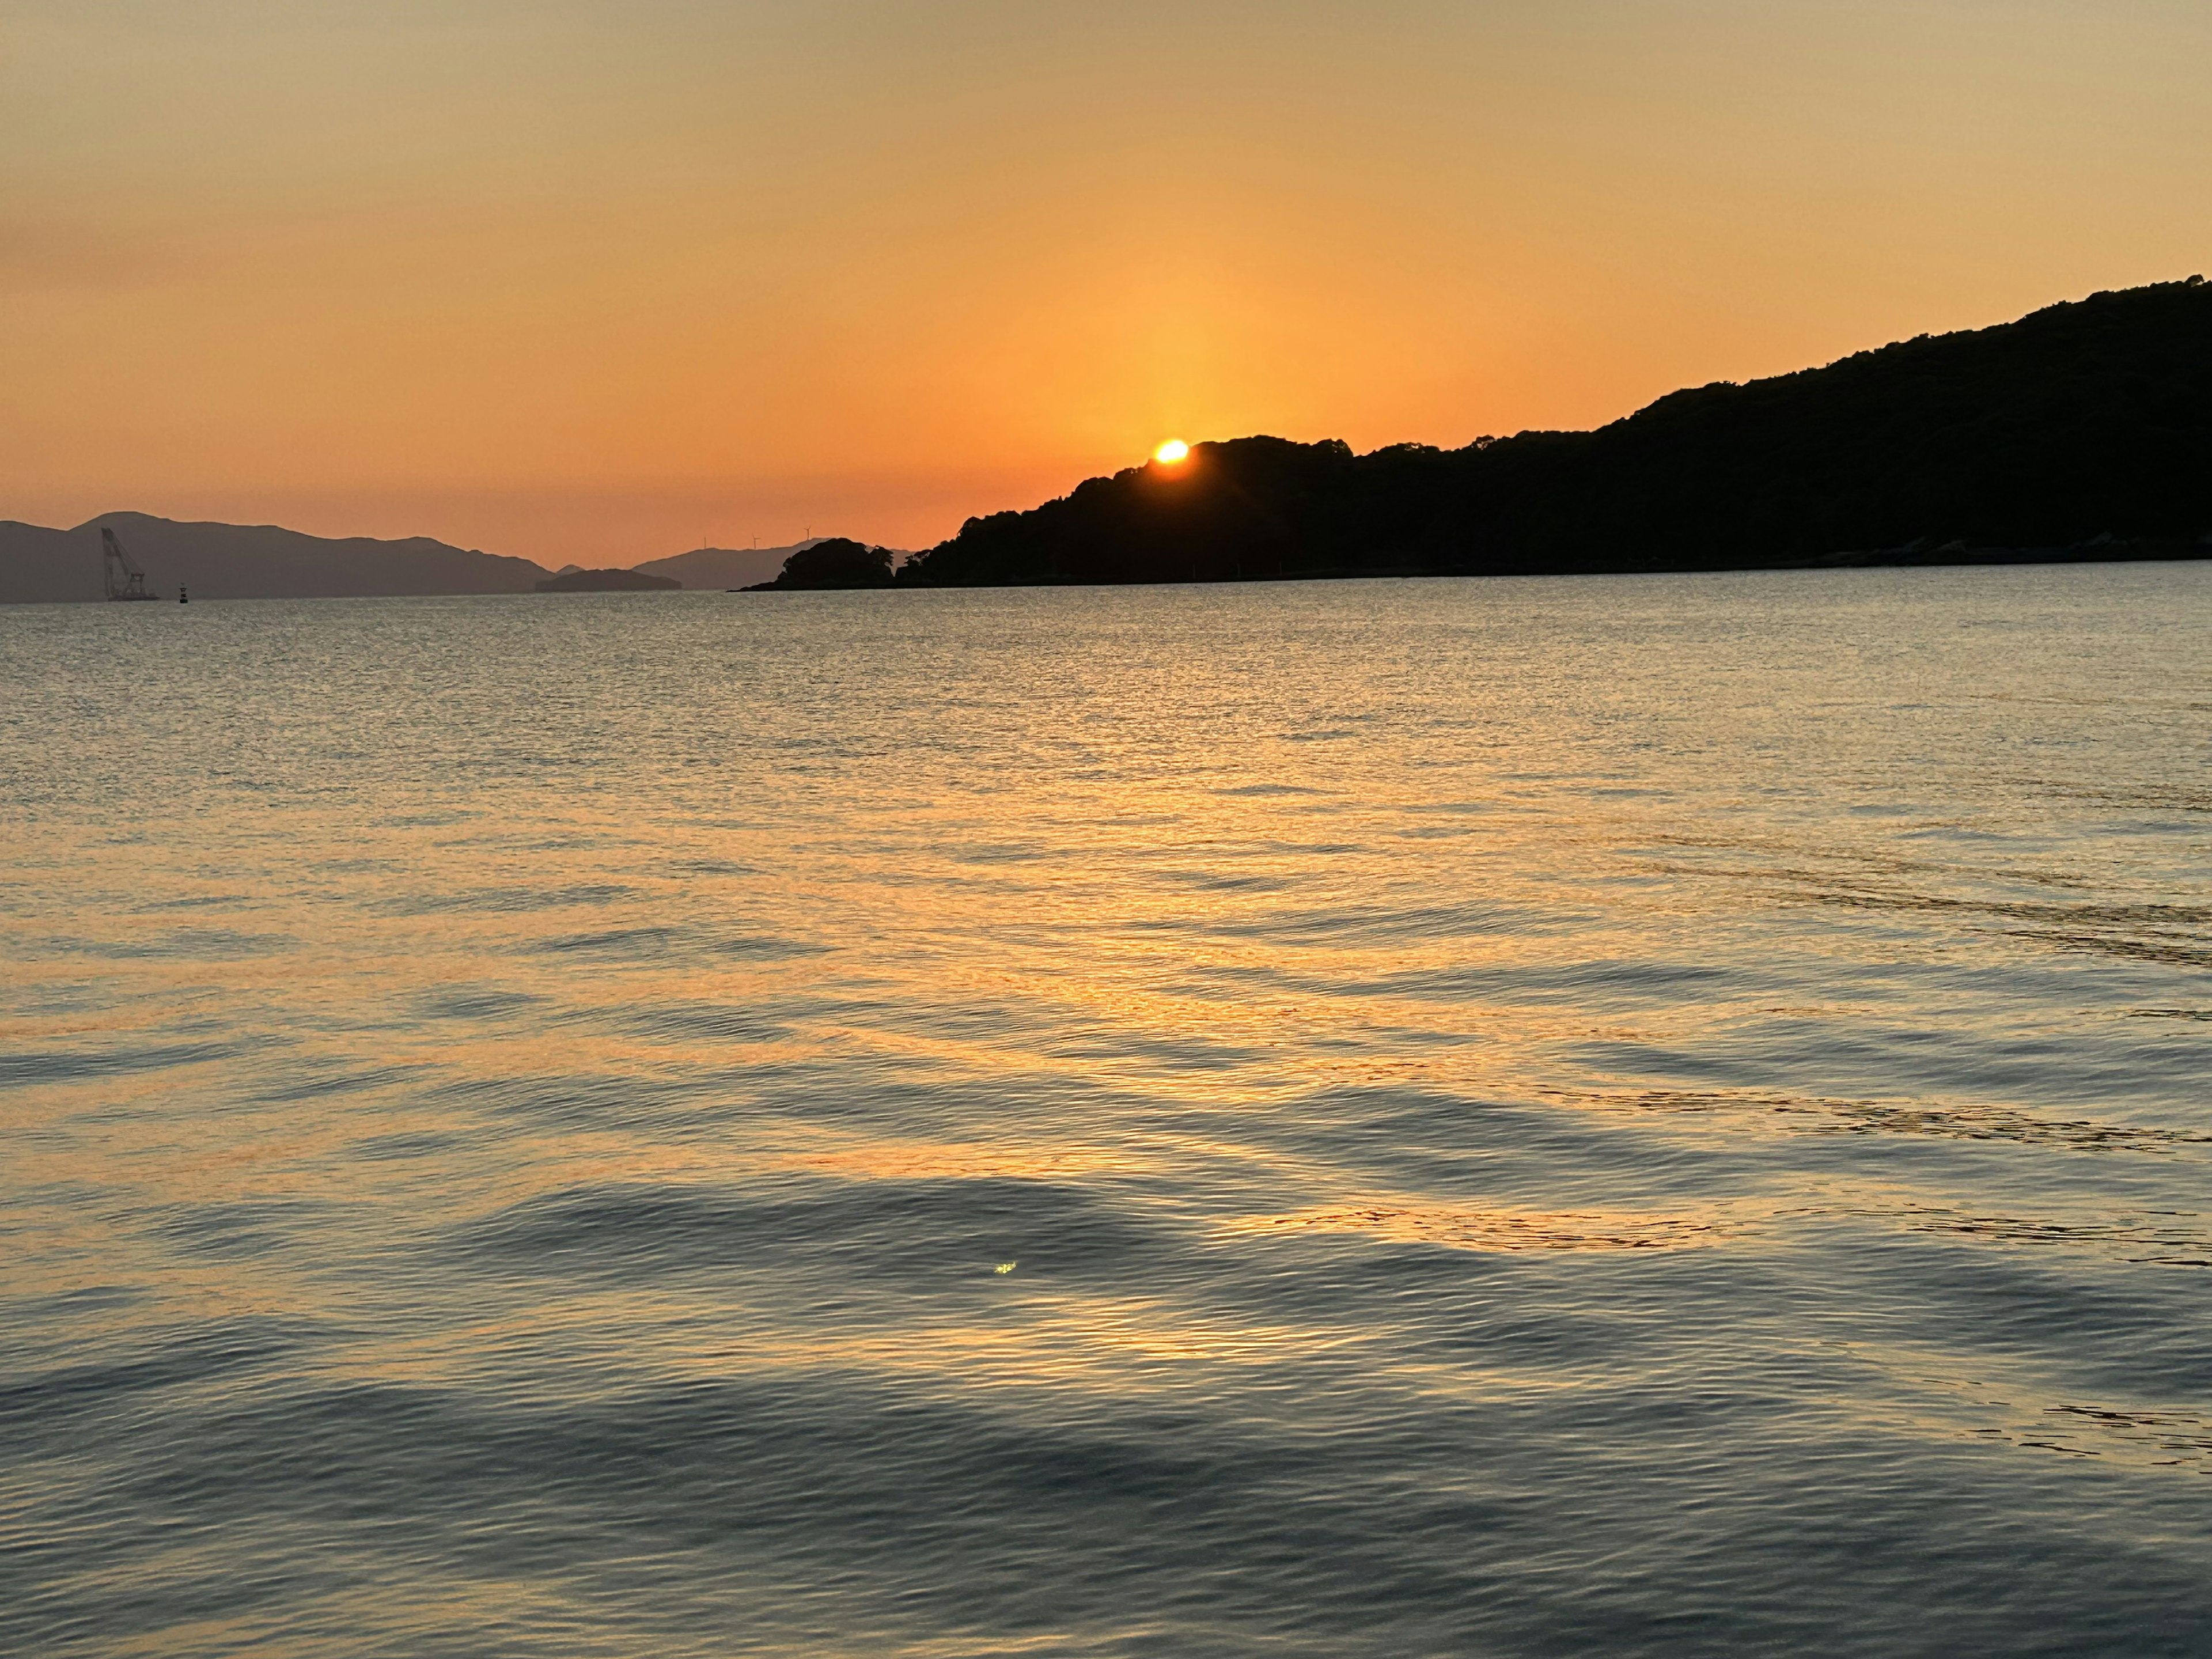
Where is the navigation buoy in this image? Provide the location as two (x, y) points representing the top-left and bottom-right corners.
(179, 586), (189, 604)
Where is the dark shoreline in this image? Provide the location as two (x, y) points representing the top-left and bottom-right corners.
(728, 540), (2210, 593)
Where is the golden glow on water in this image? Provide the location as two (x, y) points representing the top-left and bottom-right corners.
(3, 570), (2210, 1652)
(1225, 1202), (1732, 1253)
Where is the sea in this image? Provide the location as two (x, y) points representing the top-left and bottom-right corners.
(3, 564), (2208, 1657)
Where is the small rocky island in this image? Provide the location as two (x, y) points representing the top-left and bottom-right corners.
(742, 539), (897, 590)
(535, 568), (682, 593)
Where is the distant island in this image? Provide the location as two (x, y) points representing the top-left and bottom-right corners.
(632, 541), (827, 592)
(883, 276), (2210, 589)
(535, 567), (681, 593)
(743, 539), (897, 590)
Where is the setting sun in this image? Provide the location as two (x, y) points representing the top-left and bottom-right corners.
(1154, 440), (1191, 464)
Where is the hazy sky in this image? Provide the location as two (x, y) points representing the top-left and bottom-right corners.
(6, 1), (2209, 561)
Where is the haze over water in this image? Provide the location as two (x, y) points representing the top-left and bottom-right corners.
(4, 566), (2209, 1656)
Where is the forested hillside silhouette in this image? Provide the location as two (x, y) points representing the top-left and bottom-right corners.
(899, 278), (2212, 588)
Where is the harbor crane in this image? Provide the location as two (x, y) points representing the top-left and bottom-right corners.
(101, 527), (160, 601)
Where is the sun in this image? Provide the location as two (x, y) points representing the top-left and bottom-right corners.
(1153, 439), (1190, 464)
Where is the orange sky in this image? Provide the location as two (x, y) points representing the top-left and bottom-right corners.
(6, 2), (2209, 564)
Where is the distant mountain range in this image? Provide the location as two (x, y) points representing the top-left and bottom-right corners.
(0, 513), (550, 605)
(900, 276), (2212, 586)
(0, 521), (855, 607)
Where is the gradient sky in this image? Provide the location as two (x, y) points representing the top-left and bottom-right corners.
(6, 1), (2209, 562)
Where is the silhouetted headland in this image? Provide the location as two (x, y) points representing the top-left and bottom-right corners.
(535, 568), (681, 593)
(745, 539), (899, 590)
(897, 277), (2212, 588)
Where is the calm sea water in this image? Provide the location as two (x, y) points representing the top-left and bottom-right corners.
(3, 566), (2209, 1657)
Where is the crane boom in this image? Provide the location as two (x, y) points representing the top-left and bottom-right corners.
(101, 528), (158, 601)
